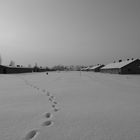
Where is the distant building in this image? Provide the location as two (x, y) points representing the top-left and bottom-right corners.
(100, 59), (140, 74)
(38, 67), (47, 72)
(0, 65), (33, 74)
(89, 64), (104, 72)
(0, 65), (47, 74)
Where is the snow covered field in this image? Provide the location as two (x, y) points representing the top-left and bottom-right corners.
(0, 71), (140, 140)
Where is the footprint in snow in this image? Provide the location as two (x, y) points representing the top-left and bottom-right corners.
(53, 101), (57, 104)
(36, 87), (40, 90)
(47, 91), (50, 96)
(52, 104), (55, 108)
(42, 89), (46, 93)
(49, 98), (53, 102)
(50, 96), (54, 99)
(45, 112), (52, 118)
(24, 130), (38, 140)
(54, 108), (59, 112)
(42, 120), (53, 127)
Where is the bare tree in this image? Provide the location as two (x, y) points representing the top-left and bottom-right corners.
(0, 54), (2, 65)
(28, 64), (32, 68)
(9, 60), (15, 67)
(35, 62), (38, 67)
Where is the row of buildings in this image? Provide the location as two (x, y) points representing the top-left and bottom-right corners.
(0, 58), (140, 74)
(81, 59), (140, 74)
(0, 65), (47, 74)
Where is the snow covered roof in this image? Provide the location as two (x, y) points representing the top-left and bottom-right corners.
(101, 59), (138, 69)
(81, 68), (86, 70)
(90, 65), (102, 70)
(81, 67), (91, 70)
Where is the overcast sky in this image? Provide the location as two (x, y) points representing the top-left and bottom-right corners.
(0, 0), (140, 67)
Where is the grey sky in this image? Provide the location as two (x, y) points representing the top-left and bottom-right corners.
(0, 0), (140, 67)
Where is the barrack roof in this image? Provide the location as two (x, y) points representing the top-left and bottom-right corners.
(81, 66), (91, 70)
(101, 59), (138, 69)
(90, 65), (103, 70)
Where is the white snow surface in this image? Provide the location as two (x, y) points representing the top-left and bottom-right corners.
(0, 72), (140, 140)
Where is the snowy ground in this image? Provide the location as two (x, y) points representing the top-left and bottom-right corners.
(0, 71), (140, 140)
